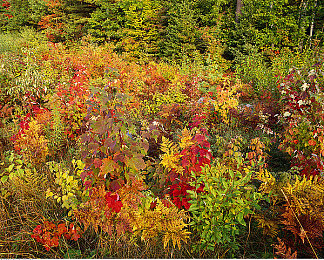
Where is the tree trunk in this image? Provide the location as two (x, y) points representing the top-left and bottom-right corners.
(235, 0), (242, 23)
(298, 0), (307, 51)
(309, 0), (318, 47)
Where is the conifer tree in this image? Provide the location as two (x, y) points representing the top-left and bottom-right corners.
(86, 0), (163, 60)
(159, 0), (200, 61)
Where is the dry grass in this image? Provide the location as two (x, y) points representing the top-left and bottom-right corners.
(0, 165), (64, 258)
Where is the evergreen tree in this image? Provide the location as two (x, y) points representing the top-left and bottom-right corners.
(159, 0), (201, 61)
(225, 0), (323, 59)
(86, 0), (163, 60)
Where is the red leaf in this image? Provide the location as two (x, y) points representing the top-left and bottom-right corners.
(93, 158), (102, 168)
(109, 179), (124, 192)
(70, 231), (81, 241)
(57, 223), (67, 236)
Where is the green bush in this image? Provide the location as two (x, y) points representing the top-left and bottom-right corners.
(234, 47), (277, 97)
(188, 161), (265, 255)
(0, 28), (47, 53)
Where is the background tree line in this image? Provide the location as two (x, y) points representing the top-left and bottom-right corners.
(0, 0), (323, 63)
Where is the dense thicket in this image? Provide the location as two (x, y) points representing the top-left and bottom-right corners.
(1, 0), (324, 259)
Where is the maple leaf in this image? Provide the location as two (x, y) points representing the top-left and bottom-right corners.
(51, 236), (59, 247)
(308, 139), (316, 146)
(70, 231), (81, 241)
(33, 225), (43, 235)
(109, 179), (124, 191)
(57, 223), (67, 236)
(127, 153), (146, 171)
(105, 192), (123, 213)
(113, 152), (126, 163)
(100, 157), (119, 175)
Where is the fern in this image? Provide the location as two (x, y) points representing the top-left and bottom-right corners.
(178, 128), (194, 150)
(274, 238), (297, 259)
(253, 214), (279, 238)
(255, 169), (276, 194)
(133, 198), (190, 249)
(14, 119), (49, 165)
(5, 156), (49, 202)
(283, 175), (324, 219)
(160, 136), (183, 174)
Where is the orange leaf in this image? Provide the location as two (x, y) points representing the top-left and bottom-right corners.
(308, 139), (316, 146)
(57, 223), (67, 236)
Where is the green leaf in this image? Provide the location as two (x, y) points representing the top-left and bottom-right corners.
(1, 175), (9, 184)
(6, 164), (14, 173)
(17, 168), (24, 176)
(237, 213), (245, 226)
(16, 159), (23, 165)
(229, 169), (234, 179)
(189, 204), (199, 212)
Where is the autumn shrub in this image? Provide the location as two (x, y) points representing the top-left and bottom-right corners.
(0, 49), (53, 116)
(57, 81), (192, 253)
(14, 118), (49, 165)
(235, 46), (323, 104)
(271, 47), (322, 80)
(188, 160), (265, 256)
(157, 126), (212, 209)
(278, 61), (324, 177)
(0, 29), (47, 54)
(132, 197), (190, 249)
(1, 31), (324, 259)
(46, 159), (86, 217)
(235, 49), (278, 98)
(31, 220), (82, 252)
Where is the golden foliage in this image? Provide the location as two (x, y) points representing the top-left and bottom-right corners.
(178, 128), (194, 150)
(74, 185), (110, 234)
(256, 168), (276, 194)
(75, 178), (147, 238)
(160, 136), (183, 174)
(10, 166), (48, 200)
(253, 214), (279, 238)
(117, 178), (147, 236)
(14, 119), (49, 165)
(46, 160), (85, 216)
(282, 175), (324, 221)
(210, 82), (239, 124)
(132, 198), (190, 249)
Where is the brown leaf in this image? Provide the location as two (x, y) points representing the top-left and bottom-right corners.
(299, 228), (307, 244)
(274, 238), (297, 259)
